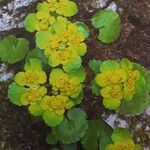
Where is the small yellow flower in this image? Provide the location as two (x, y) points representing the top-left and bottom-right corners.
(14, 70), (47, 87)
(21, 85), (47, 105)
(49, 69), (83, 98)
(40, 95), (74, 116)
(96, 69), (127, 87)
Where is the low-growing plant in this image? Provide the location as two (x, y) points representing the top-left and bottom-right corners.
(0, 0), (147, 149)
(8, 58), (86, 127)
(24, 0), (89, 72)
(89, 58), (150, 115)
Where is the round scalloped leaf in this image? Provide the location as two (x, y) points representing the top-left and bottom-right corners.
(0, 35), (29, 64)
(100, 60), (120, 72)
(68, 67), (86, 82)
(118, 64), (150, 115)
(24, 13), (38, 32)
(52, 108), (88, 144)
(89, 59), (102, 75)
(8, 82), (26, 106)
(43, 110), (64, 127)
(75, 21), (89, 38)
(36, 31), (52, 49)
(28, 104), (44, 116)
(63, 57), (82, 73)
(81, 120), (112, 150)
(24, 58), (42, 71)
(63, 1), (78, 17)
(92, 10), (120, 43)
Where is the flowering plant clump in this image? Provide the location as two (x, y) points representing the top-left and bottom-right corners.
(105, 128), (142, 150)
(24, 0), (78, 32)
(8, 58), (47, 116)
(36, 19), (87, 72)
(40, 95), (75, 127)
(8, 58), (86, 127)
(24, 0), (89, 72)
(90, 58), (150, 115)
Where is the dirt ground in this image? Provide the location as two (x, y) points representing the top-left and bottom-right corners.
(0, 0), (150, 149)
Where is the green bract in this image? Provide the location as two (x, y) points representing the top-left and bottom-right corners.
(0, 35), (29, 64)
(75, 21), (90, 38)
(105, 128), (142, 150)
(92, 10), (121, 43)
(90, 58), (150, 115)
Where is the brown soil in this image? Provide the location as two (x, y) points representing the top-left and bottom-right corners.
(0, 0), (150, 149)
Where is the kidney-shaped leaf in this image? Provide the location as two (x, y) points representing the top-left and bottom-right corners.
(0, 35), (29, 64)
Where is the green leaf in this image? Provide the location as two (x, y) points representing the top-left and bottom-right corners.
(36, 31), (52, 49)
(100, 60), (120, 72)
(28, 104), (44, 116)
(75, 21), (89, 38)
(81, 120), (112, 150)
(8, 82), (26, 106)
(68, 67), (86, 82)
(52, 108), (88, 144)
(43, 110), (64, 127)
(92, 10), (121, 43)
(63, 1), (78, 17)
(89, 59), (102, 75)
(46, 132), (58, 145)
(24, 13), (38, 32)
(0, 35), (29, 64)
(24, 58), (42, 71)
(63, 57), (82, 73)
(118, 63), (150, 115)
(91, 79), (101, 96)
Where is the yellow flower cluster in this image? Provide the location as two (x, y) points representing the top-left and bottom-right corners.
(49, 69), (83, 98)
(42, 21), (87, 67)
(14, 59), (47, 106)
(37, 0), (78, 17)
(41, 95), (74, 116)
(24, 0), (78, 32)
(106, 139), (142, 150)
(95, 58), (140, 109)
